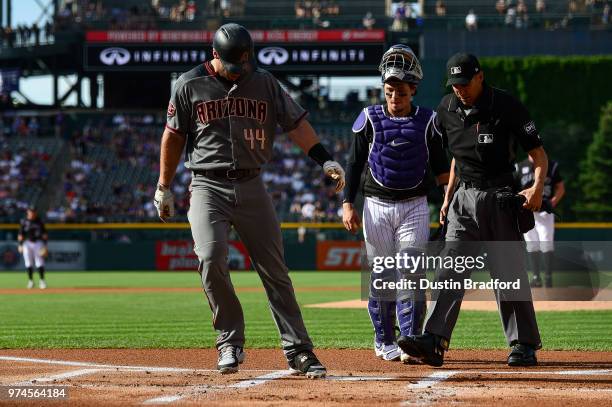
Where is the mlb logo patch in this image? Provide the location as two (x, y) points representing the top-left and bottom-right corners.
(524, 121), (536, 135)
(167, 102), (176, 117)
(478, 133), (494, 144)
(450, 66), (462, 75)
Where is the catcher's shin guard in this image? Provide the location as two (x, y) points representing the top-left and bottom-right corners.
(368, 298), (397, 344)
(397, 295), (426, 337)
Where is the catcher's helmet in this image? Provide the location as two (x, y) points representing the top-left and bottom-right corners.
(213, 23), (255, 75)
(378, 44), (423, 85)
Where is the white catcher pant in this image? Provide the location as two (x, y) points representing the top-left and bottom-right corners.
(23, 241), (45, 268)
(363, 196), (430, 262)
(524, 211), (555, 253)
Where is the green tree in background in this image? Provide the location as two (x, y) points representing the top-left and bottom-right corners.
(576, 101), (612, 221)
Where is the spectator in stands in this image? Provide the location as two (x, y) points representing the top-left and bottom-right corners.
(363, 12), (376, 29)
(536, 0), (546, 13)
(295, 1), (307, 18)
(505, 4), (517, 26)
(391, 3), (409, 31)
(516, 0), (529, 28)
(496, 0), (507, 15)
(186, 1), (197, 21)
(604, 2), (610, 24)
(465, 9), (478, 31)
(435, 0), (447, 16)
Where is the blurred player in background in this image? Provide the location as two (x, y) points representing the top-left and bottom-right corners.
(342, 45), (449, 363)
(18, 207), (48, 289)
(516, 157), (565, 287)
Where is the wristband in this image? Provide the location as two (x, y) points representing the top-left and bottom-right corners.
(307, 143), (333, 167)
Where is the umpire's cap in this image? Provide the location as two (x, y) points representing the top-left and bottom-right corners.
(446, 53), (481, 86)
(213, 23), (254, 75)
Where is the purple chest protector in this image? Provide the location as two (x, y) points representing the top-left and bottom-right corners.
(352, 105), (432, 190)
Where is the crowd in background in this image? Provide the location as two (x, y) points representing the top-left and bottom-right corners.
(51, 0), (245, 30)
(0, 0), (608, 41)
(0, 136), (53, 221)
(17, 110), (351, 223)
(0, 21), (54, 48)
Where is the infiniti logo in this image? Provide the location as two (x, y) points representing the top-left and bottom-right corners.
(258, 47), (289, 65)
(100, 47), (131, 65)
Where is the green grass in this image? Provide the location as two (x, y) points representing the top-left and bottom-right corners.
(0, 271), (611, 350)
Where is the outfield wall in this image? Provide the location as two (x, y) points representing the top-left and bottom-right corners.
(0, 223), (610, 271)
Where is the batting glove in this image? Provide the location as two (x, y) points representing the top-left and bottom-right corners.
(323, 160), (346, 192)
(154, 185), (175, 222)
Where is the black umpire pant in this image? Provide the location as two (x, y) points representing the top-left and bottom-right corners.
(424, 184), (542, 349)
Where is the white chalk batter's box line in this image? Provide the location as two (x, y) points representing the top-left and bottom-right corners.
(2, 355), (612, 405)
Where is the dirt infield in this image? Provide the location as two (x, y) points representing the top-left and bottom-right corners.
(1, 349), (611, 406)
(0, 286), (360, 295)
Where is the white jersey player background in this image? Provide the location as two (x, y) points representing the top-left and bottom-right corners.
(515, 157), (565, 287)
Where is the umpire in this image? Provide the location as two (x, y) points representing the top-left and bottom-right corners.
(398, 53), (548, 367)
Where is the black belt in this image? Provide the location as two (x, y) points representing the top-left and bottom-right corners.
(458, 173), (514, 190)
(193, 168), (261, 180)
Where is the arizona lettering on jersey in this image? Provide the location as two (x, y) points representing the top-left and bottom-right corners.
(196, 97), (268, 125)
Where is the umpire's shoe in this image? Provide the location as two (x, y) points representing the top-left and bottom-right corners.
(217, 345), (245, 374)
(288, 350), (327, 379)
(397, 333), (448, 367)
(507, 343), (537, 366)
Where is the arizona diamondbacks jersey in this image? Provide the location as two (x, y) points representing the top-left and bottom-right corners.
(166, 61), (307, 170)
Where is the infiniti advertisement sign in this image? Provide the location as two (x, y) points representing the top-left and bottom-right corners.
(85, 44), (385, 71)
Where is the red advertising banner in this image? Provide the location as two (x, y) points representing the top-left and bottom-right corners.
(86, 29), (385, 43)
(155, 240), (251, 271)
(316, 241), (364, 271)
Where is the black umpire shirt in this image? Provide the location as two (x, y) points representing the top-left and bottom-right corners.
(429, 83), (543, 183)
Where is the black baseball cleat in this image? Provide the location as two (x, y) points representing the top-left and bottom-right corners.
(507, 343), (537, 366)
(397, 333), (448, 367)
(217, 345), (245, 374)
(288, 350), (327, 379)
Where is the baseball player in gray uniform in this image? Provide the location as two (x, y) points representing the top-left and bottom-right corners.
(154, 23), (345, 378)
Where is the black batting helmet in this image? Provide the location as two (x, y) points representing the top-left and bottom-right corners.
(212, 23), (255, 75)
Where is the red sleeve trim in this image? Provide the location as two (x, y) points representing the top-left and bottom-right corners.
(289, 111), (308, 131)
(165, 124), (185, 136)
(204, 61), (216, 76)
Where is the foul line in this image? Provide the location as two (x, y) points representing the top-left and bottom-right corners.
(0, 356), (271, 373)
(14, 369), (104, 385)
(407, 371), (460, 390)
(143, 370), (292, 405)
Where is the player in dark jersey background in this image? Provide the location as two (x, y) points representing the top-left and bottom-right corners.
(18, 207), (48, 289)
(154, 23), (345, 378)
(516, 157), (565, 287)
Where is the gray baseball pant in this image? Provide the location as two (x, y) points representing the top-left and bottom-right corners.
(188, 173), (313, 359)
(424, 184), (542, 348)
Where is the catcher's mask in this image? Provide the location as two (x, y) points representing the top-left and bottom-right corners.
(213, 23), (256, 76)
(378, 44), (423, 85)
